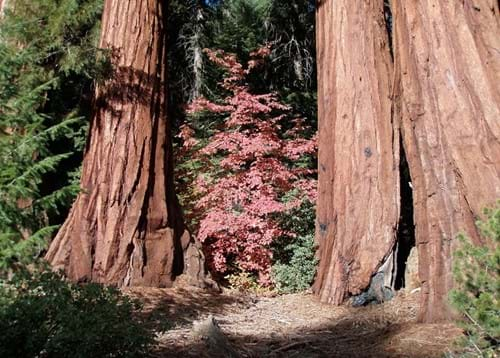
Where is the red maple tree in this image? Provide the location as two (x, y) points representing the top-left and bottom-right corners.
(178, 48), (317, 284)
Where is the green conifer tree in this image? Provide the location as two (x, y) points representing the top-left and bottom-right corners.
(0, 0), (104, 271)
(450, 203), (500, 357)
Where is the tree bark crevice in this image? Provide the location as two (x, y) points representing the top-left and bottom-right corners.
(392, 0), (500, 321)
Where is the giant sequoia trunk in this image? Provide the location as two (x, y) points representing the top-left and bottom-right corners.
(313, 0), (400, 304)
(47, 0), (207, 287)
(392, 0), (500, 322)
(315, 0), (500, 322)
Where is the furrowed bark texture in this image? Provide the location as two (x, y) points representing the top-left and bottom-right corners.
(315, 0), (500, 322)
(392, 0), (500, 322)
(313, 0), (399, 304)
(47, 0), (208, 287)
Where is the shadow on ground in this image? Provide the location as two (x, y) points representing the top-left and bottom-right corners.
(126, 288), (460, 358)
(127, 287), (254, 329)
(155, 318), (457, 358)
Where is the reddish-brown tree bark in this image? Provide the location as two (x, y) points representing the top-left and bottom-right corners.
(315, 0), (500, 322)
(313, 0), (400, 304)
(47, 0), (208, 287)
(392, 0), (500, 322)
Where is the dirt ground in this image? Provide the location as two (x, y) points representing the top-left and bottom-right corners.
(127, 287), (461, 358)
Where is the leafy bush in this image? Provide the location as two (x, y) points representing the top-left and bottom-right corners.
(272, 233), (316, 293)
(179, 48), (316, 286)
(0, 267), (154, 358)
(272, 199), (317, 293)
(450, 202), (500, 357)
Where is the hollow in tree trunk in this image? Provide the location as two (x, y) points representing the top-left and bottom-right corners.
(392, 0), (500, 322)
(313, 0), (400, 304)
(46, 0), (209, 288)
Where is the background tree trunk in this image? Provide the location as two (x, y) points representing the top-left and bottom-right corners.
(313, 0), (400, 304)
(392, 0), (500, 322)
(47, 0), (208, 287)
(0, 0), (7, 16)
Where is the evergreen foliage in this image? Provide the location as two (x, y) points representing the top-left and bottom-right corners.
(272, 199), (317, 293)
(168, 0), (271, 109)
(272, 233), (316, 293)
(209, 0), (268, 60)
(450, 203), (500, 357)
(0, 0), (104, 262)
(265, 0), (316, 129)
(167, 0), (211, 102)
(169, 0), (316, 105)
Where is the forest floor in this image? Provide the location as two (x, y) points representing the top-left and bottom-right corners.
(127, 287), (461, 358)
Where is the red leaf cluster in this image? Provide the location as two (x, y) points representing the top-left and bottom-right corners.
(180, 48), (317, 284)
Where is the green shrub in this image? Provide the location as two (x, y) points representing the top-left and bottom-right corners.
(272, 199), (318, 293)
(450, 202), (500, 357)
(272, 233), (317, 293)
(0, 267), (154, 358)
